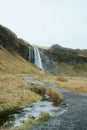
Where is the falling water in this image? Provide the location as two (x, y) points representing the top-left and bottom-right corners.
(29, 46), (43, 69)
(29, 46), (34, 64)
(34, 48), (43, 70)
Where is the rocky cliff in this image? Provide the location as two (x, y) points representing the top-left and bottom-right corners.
(1, 24), (87, 76)
(40, 44), (87, 69)
(0, 25), (34, 62)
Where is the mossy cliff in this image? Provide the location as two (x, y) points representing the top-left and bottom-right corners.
(39, 44), (87, 76)
(0, 24), (34, 62)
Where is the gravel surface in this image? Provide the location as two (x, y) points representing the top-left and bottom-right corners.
(30, 87), (87, 130)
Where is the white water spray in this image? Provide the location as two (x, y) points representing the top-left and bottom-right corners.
(34, 48), (43, 70)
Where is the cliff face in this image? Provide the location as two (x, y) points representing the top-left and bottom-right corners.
(40, 44), (87, 71)
(0, 25), (34, 61)
(1, 24), (87, 76)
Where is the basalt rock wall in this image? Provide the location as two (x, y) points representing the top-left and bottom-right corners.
(39, 44), (87, 70)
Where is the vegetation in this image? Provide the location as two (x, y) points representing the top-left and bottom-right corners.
(50, 62), (87, 76)
(1, 112), (50, 130)
(0, 24), (29, 49)
(30, 85), (46, 97)
(0, 44), (54, 130)
(47, 88), (62, 106)
(57, 76), (87, 93)
(14, 112), (51, 130)
(0, 45), (40, 74)
(38, 112), (51, 122)
(33, 73), (87, 93)
(30, 85), (62, 106)
(0, 45), (43, 112)
(57, 77), (68, 82)
(1, 24), (87, 130)
(0, 75), (41, 112)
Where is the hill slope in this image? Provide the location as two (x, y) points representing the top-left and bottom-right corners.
(0, 45), (42, 112)
(50, 62), (87, 76)
(0, 45), (39, 74)
(40, 44), (87, 76)
(0, 24), (30, 60)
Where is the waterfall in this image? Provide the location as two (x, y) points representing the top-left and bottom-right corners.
(29, 46), (34, 63)
(34, 48), (43, 70)
(29, 46), (43, 70)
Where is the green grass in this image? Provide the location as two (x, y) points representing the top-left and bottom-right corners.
(15, 113), (51, 130)
(50, 62), (87, 76)
(73, 63), (87, 74)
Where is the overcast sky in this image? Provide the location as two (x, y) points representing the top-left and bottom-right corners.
(0, 0), (87, 49)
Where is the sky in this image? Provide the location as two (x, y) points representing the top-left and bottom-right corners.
(0, 0), (87, 49)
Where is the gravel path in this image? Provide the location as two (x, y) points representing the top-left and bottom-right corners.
(30, 87), (87, 130)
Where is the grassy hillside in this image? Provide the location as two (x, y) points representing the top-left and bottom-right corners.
(0, 45), (62, 130)
(0, 45), (42, 112)
(1, 45), (87, 130)
(50, 62), (87, 77)
(0, 45), (39, 74)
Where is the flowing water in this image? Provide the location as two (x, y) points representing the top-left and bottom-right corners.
(0, 100), (67, 129)
(0, 77), (67, 129)
(34, 48), (43, 70)
(29, 46), (43, 69)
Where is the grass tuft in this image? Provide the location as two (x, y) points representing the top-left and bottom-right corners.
(38, 112), (51, 122)
(57, 77), (68, 82)
(47, 88), (62, 106)
(30, 85), (46, 96)
(30, 85), (62, 106)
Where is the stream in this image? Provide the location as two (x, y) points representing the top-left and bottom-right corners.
(0, 77), (67, 129)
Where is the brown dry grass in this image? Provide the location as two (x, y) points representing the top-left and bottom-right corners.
(30, 85), (46, 96)
(0, 46), (42, 112)
(57, 77), (87, 93)
(33, 74), (87, 93)
(56, 77), (68, 82)
(30, 85), (62, 106)
(0, 44), (87, 114)
(1, 45), (87, 130)
(0, 72), (41, 111)
(0, 45), (40, 75)
(47, 88), (62, 105)
(39, 75), (87, 93)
